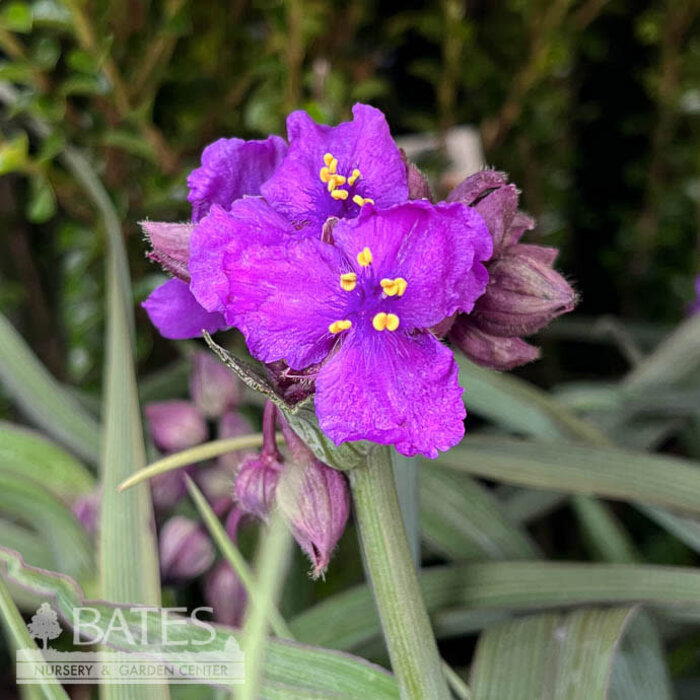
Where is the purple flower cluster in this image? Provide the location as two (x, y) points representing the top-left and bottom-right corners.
(143, 104), (574, 458)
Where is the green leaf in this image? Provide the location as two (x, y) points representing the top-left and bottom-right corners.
(0, 520), (54, 570)
(0, 311), (101, 463)
(0, 471), (92, 581)
(0, 548), (400, 699)
(608, 611), (673, 700)
(26, 174), (56, 223)
(420, 466), (540, 560)
(0, 421), (95, 501)
(291, 561), (700, 652)
(0, 1), (33, 33)
(437, 436), (700, 516)
(470, 607), (636, 700)
(0, 575), (69, 700)
(0, 131), (29, 175)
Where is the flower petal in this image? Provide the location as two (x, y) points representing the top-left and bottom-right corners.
(141, 221), (194, 281)
(331, 201), (492, 329)
(224, 237), (349, 369)
(316, 329), (465, 458)
(187, 135), (287, 221)
(189, 199), (296, 314)
(261, 104), (408, 232)
(142, 279), (227, 339)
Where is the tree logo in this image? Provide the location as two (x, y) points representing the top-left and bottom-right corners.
(27, 603), (62, 650)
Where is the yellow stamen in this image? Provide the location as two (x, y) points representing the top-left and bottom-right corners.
(372, 312), (400, 332)
(329, 319), (352, 334)
(329, 157), (338, 174)
(331, 188), (349, 200)
(323, 153), (334, 167)
(319, 166), (331, 183)
(327, 174), (347, 192)
(357, 246), (373, 267)
(340, 272), (357, 291)
(352, 195), (375, 207)
(380, 277), (408, 297)
(348, 169), (361, 186)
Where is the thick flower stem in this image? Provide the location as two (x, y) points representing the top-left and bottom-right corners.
(350, 446), (450, 700)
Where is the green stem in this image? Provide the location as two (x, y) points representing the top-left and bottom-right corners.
(350, 446), (450, 700)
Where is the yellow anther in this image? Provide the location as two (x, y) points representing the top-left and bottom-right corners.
(320, 166), (331, 183)
(323, 153), (334, 167)
(352, 195), (375, 207)
(372, 312), (400, 332)
(357, 246), (373, 267)
(380, 277), (408, 297)
(340, 272), (357, 291)
(329, 319), (352, 334)
(331, 188), (349, 200)
(348, 169), (361, 186)
(327, 174), (347, 192)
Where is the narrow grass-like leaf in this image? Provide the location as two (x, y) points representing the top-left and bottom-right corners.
(470, 607), (636, 700)
(608, 611), (673, 700)
(420, 466), (539, 560)
(184, 476), (292, 639)
(0, 421), (95, 500)
(241, 510), (292, 700)
(0, 312), (101, 463)
(0, 574), (70, 700)
(118, 434), (269, 492)
(0, 548), (400, 699)
(437, 437), (700, 516)
(0, 520), (54, 570)
(623, 314), (700, 390)
(0, 471), (92, 580)
(290, 561), (700, 651)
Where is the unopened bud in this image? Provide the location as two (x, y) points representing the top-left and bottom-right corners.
(233, 452), (282, 521)
(276, 422), (350, 579)
(73, 489), (100, 535)
(141, 221), (193, 281)
(218, 411), (255, 473)
(190, 352), (241, 418)
(474, 245), (576, 337)
(204, 561), (247, 628)
(145, 401), (207, 453)
(159, 516), (215, 582)
(450, 319), (540, 370)
(405, 159), (433, 201)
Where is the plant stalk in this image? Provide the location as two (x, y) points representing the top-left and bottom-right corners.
(350, 446), (450, 700)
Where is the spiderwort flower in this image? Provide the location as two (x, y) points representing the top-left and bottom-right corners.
(159, 516), (215, 582)
(207, 200), (491, 457)
(143, 136), (287, 339)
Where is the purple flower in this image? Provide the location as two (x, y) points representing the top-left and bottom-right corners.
(261, 104), (408, 234)
(210, 201), (491, 458)
(143, 135), (287, 339)
(188, 136), (287, 222)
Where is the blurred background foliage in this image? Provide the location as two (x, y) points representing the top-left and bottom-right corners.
(0, 0), (699, 388)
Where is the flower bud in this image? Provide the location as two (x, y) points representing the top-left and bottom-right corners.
(204, 561), (247, 628)
(159, 516), (215, 582)
(447, 169), (508, 207)
(233, 452), (282, 521)
(449, 319), (540, 370)
(145, 401), (207, 453)
(473, 245), (576, 337)
(190, 352), (241, 418)
(404, 157), (432, 201)
(73, 490), (100, 535)
(151, 470), (187, 511)
(141, 221), (194, 281)
(276, 421), (349, 579)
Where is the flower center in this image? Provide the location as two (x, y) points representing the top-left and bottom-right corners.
(329, 246), (406, 335)
(319, 153), (374, 206)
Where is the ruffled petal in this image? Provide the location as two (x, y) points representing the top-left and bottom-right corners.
(315, 329), (465, 458)
(189, 199), (296, 313)
(331, 201), (492, 329)
(223, 237), (349, 369)
(261, 104), (408, 232)
(142, 279), (227, 339)
(187, 135), (287, 221)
